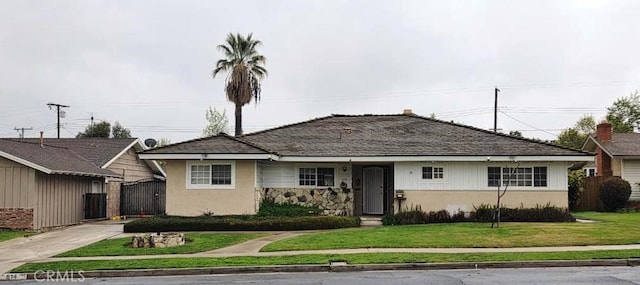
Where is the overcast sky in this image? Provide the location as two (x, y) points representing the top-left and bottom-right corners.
(1, 0), (638, 143)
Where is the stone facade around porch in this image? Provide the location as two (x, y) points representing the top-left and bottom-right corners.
(258, 187), (354, 216)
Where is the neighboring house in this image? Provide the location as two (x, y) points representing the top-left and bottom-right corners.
(0, 137), (165, 230)
(582, 122), (640, 200)
(139, 111), (593, 217)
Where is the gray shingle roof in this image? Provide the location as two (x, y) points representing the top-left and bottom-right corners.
(11, 138), (137, 167)
(151, 114), (589, 157)
(142, 133), (272, 155)
(0, 139), (120, 177)
(599, 133), (640, 156)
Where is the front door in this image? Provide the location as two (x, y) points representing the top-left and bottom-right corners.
(363, 167), (384, 214)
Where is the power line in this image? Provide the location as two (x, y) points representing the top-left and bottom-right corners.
(13, 127), (32, 138)
(499, 111), (558, 137)
(47, 102), (69, 139)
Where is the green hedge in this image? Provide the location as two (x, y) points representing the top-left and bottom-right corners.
(124, 215), (360, 232)
(382, 209), (467, 225)
(472, 204), (575, 222)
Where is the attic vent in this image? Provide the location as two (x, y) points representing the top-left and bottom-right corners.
(403, 109), (413, 115)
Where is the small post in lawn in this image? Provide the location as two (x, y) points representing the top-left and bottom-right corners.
(492, 162), (519, 228)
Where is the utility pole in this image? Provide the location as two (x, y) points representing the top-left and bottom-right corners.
(47, 103), (69, 139)
(14, 127), (32, 138)
(494, 87), (500, 133)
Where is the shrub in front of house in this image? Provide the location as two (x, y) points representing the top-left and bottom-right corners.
(257, 198), (323, 217)
(383, 209), (468, 225)
(123, 215), (360, 233)
(471, 204), (575, 222)
(599, 177), (632, 212)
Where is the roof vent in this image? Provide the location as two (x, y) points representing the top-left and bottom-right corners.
(403, 109), (413, 115)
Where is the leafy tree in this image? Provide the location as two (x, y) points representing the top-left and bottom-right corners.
(606, 91), (640, 133)
(156, 138), (171, 148)
(202, 107), (230, 137)
(212, 33), (267, 136)
(556, 115), (597, 149)
(111, 121), (132, 138)
(76, 121), (110, 138)
(508, 130), (523, 138)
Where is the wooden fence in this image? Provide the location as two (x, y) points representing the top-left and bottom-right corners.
(575, 176), (607, 211)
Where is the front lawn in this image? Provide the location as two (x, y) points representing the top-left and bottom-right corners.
(12, 249), (640, 272)
(262, 212), (640, 252)
(0, 230), (26, 243)
(55, 233), (266, 257)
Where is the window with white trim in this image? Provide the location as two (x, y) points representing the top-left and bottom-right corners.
(187, 161), (235, 189)
(422, 166), (444, 179)
(487, 166), (547, 187)
(298, 167), (335, 186)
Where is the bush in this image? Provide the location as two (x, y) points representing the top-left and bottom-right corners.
(381, 214), (396, 225)
(257, 198), (322, 217)
(567, 170), (584, 210)
(123, 215), (360, 232)
(471, 203), (575, 222)
(599, 177), (632, 212)
(383, 209), (466, 225)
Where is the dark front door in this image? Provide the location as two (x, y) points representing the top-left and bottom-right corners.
(363, 167), (384, 214)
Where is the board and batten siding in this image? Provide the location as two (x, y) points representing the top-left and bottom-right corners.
(107, 148), (155, 182)
(394, 161), (569, 191)
(393, 161), (570, 212)
(34, 173), (95, 229)
(0, 157), (36, 209)
(622, 160), (640, 201)
(259, 161), (352, 188)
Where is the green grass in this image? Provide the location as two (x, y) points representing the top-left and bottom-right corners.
(262, 212), (640, 252)
(55, 233), (266, 257)
(0, 230), (27, 243)
(12, 250), (640, 272)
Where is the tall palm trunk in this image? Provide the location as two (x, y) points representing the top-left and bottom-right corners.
(235, 102), (243, 136)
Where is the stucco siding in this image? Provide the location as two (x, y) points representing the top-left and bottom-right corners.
(622, 159), (640, 200)
(165, 160), (257, 216)
(107, 148), (155, 182)
(394, 161), (569, 191)
(399, 190), (568, 213)
(34, 173), (95, 229)
(612, 158), (623, 177)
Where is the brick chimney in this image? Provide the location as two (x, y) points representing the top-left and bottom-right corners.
(596, 122), (612, 141)
(403, 109), (413, 115)
(595, 122), (613, 177)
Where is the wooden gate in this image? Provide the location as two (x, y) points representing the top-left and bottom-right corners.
(576, 176), (607, 211)
(120, 179), (166, 216)
(84, 193), (107, 219)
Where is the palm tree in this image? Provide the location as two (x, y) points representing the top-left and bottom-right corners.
(212, 33), (267, 136)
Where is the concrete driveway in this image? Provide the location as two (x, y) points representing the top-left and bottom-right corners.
(0, 221), (124, 274)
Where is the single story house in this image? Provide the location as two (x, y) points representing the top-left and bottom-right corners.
(139, 111), (593, 216)
(582, 122), (640, 200)
(0, 137), (165, 230)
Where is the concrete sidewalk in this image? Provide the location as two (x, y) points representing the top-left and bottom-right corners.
(0, 221), (124, 274)
(34, 240), (640, 262)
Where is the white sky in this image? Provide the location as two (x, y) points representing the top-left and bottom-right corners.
(1, 0), (639, 142)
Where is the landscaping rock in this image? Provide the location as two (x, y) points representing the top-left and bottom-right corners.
(131, 232), (185, 248)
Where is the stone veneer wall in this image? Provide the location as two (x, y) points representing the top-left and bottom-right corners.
(0, 208), (33, 229)
(261, 188), (353, 216)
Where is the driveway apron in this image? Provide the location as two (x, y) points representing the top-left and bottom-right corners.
(0, 221), (123, 274)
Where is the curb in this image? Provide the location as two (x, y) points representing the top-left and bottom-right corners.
(7, 258), (639, 280)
